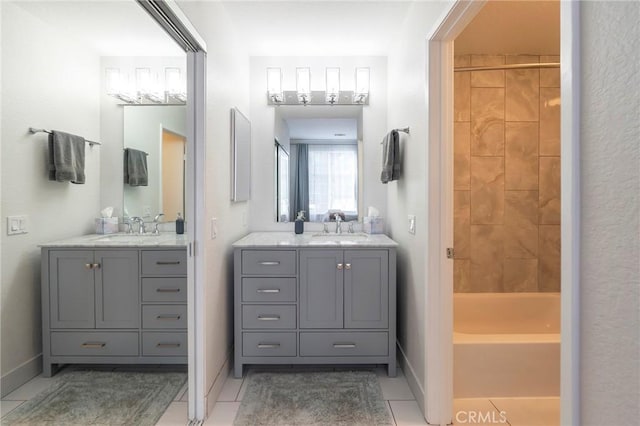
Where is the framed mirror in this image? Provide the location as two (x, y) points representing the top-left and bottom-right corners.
(123, 105), (186, 221)
(231, 107), (251, 202)
(274, 106), (363, 222)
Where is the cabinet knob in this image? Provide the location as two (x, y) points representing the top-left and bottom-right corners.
(345, 263), (352, 270)
(337, 263), (344, 270)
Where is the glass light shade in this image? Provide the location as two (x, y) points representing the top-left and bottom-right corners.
(165, 67), (182, 94)
(267, 67), (282, 97)
(105, 68), (121, 95)
(355, 68), (370, 95)
(325, 67), (340, 95)
(296, 68), (311, 95)
(135, 68), (152, 93)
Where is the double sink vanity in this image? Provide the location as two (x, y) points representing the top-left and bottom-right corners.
(40, 230), (398, 378)
(40, 233), (188, 377)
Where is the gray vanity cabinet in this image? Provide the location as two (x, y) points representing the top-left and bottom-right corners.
(49, 250), (139, 329)
(234, 244), (396, 378)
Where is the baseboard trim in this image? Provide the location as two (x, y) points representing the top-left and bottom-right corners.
(397, 342), (425, 414)
(204, 347), (232, 417)
(1, 354), (43, 398)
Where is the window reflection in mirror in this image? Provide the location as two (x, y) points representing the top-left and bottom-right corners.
(275, 106), (362, 223)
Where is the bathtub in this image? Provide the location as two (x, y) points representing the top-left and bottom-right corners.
(453, 292), (560, 398)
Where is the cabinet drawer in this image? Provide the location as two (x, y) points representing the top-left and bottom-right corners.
(299, 332), (388, 357)
(241, 250), (296, 275)
(142, 250), (187, 275)
(51, 331), (138, 356)
(242, 278), (296, 302)
(142, 332), (187, 356)
(242, 332), (296, 357)
(242, 305), (296, 329)
(142, 278), (187, 302)
(142, 305), (187, 329)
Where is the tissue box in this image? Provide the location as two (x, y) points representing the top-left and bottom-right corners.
(363, 217), (384, 234)
(95, 218), (119, 234)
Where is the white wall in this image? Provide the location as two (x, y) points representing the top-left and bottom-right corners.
(100, 56), (185, 220)
(0, 1), (101, 395)
(175, 1), (250, 413)
(385, 0), (455, 407)
(579, 2), (640, 423)
(249, 56), (388, 231)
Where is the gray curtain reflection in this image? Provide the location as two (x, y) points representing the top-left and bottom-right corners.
(291, 144), (309, 221)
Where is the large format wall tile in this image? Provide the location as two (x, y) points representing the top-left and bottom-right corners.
(454, 190), (471, 259)
(454, 259), (471, 292)
(471, 157), (504, 224)
(454, 55), (471, 122)
(504, 259), (538, 292)
(540, 88), (561, 156)
(454, 122), (471, 190)
(471, 88), (505, 156)
(470, 225), (504, 292)
(539, 157), (561, 224)
(539, 225), (561, 291)
(506, 68), (540, 121)
(504, 191), (538, 258)
(505, 122), (539, 190)
(540, 55), (560, 88)
(471, 55), (505, 88)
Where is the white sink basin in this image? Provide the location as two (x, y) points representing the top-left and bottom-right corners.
(311, 233), (369, 242)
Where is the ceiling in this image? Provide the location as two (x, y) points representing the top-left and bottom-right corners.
(14, 1), (184, 56)
(287, 118), (358, 140)
(455, 0), (560, 55)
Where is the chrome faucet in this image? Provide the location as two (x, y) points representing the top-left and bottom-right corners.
(348, 221), (356, 233)
(131, 216), (146, 234)
(334, 214), (343, 234)
(124, 218), (134, 234)
(152, 213), (165, 235)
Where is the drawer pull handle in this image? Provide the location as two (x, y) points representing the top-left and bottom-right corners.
(345, 263), (352, 270)
(156, 288), (181, 293)
(259, 261), (280, 266)
(157, 343), (181, 348)
(333, 343), (356, 349)
(157, 315), (181, 320)
(257, 343), (281, 349)
(258, 315), (280, 321)
(337, 263), (344, 270)
(81, 342), (106, 348)
(257, 289), (280, 293)
(156, 261), (181, 265)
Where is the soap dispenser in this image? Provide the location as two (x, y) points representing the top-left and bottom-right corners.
(175, 213), (184, 235)
(294, 211), (305, 234)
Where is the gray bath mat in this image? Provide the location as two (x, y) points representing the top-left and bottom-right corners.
(234, 371), (393, 426)
(1, 369), (186, 425)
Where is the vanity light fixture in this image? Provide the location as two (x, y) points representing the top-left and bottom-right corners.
(165, 67), (187, 103)
(296, 67), (311, 105)
(135, 68), (163, 104)
(106, 68), (136, 103)
(267, 67), (283, 103)
(325, 67), (340, 104)
(105, 66), (186, 105)
(354, 67), (370, 104)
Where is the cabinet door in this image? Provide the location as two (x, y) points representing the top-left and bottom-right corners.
(299, 250), (343, 329)
(344, 250), (389, 329)
(95, 250), (139, 328)
(49, 250), (95, 328)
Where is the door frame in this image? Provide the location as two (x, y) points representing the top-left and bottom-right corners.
(424, 1), (581, 425)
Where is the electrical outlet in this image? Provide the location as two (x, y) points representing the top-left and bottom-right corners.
(211, 217), (218, 239)
(408, 215), (416, 235)
(7, 215), (28, 235)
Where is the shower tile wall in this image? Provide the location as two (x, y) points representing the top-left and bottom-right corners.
(454, 54), (561, 293)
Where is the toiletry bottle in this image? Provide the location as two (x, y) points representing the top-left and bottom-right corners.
(176, 213), (184, 235)
(294, 211), (305, 234)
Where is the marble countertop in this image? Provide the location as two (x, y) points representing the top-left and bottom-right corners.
(232, 232), (398, 248)
(40, 233), (189, 248)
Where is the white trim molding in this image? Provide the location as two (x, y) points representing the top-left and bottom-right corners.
(0, 354), (42, 398)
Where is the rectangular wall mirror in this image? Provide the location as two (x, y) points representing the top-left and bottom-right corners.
(231, 107), (251, 202)
(274, 106), (363, 222)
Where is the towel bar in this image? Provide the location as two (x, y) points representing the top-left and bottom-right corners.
(29, 127), (101, 146)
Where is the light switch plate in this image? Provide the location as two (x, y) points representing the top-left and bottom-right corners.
(408, 215), (416, 235)
(7, 215), (28, 235)
(211, 217), (218, 239)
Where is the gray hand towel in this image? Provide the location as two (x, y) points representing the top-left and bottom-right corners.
(380, 130), (400, 183)
(124, 148), (148, 186)
(48, 130), (86, 184)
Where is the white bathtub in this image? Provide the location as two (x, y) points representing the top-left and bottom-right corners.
(453, 293), (560, 398)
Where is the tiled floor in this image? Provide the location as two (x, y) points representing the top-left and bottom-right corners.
(453, 397), (560, 426)
(157, 365), (427, 426)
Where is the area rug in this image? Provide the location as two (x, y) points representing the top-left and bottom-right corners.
(234, 371), (393, 426)
(1, 370), (186, 426)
